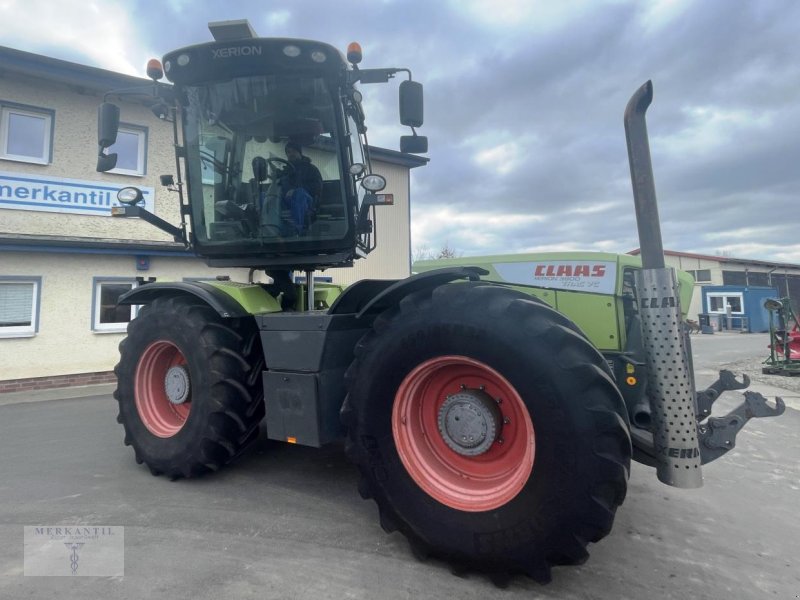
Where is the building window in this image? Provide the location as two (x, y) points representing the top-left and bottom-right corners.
(707, 292), (743, 314)
(0, 277), (41, 338)
(746, 271), (770, 287)
(721, 270), (747, 286)
(0, 103), (53, 164)
(92, 279), (138, 332)
(107, 125), (147, 176)
(686, 269), (711, 283)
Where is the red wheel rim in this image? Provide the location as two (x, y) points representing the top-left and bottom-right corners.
(392, 355), (535, 512)
(134, 341), (191, 438)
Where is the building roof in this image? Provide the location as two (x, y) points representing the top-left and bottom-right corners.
(627, 248), (800, 270)
(0, 44), (429, 170)
(0, 44), (152, 94)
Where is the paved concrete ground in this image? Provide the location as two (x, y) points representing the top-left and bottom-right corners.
(0, 333), (798, 599)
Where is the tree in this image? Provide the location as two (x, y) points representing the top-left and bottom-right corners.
(412, 244), (433, 262)
(411, 241), (462, 262)
(436, 241), (460, 259)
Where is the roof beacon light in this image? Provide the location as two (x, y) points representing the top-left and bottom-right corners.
(347, 42), (362, 65)
(146, 59), (164, 81)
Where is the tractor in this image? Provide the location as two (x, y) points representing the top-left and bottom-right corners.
(95, 20), (784, 584)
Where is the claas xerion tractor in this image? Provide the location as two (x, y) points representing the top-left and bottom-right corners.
(95, 20), (784, 584)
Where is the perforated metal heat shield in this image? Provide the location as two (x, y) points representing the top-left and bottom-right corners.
(635, 268), (703, 488)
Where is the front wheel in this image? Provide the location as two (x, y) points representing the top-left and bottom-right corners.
(114, 296), (265, 479)
(342, 283), (631, 582)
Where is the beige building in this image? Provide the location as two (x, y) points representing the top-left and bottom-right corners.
(0, 45), (425, 389)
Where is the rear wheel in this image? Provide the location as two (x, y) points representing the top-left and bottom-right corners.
(114, 296), (265, 479)
(342, 283), (631, 582)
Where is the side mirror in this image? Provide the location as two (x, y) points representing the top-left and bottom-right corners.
(98, 103), (120, 148)
(97, 153), (118, 172)
(97, 102), (121, 173)
(400, 135), (428, 154)
(150, 102), (170, 120)
(399, 80), (423, 128)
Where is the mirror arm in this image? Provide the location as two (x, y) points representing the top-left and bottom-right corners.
(103, 82), (172, 103)
(113, 205), (187, 245)
(349, 67), (414, 85)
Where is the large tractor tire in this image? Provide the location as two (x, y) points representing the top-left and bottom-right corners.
(341, 283), (631, 583)
(114, 295), (265, 479)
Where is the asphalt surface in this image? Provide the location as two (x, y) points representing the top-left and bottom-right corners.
(0, 333), (798, 599)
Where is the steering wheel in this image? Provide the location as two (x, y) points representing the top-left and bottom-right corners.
(267, 157), (294, 180)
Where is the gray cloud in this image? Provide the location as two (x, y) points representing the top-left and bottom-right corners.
(17, 0), (798, 261)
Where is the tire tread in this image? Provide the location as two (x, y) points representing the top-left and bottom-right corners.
(342, 282), (631, 584)
(114, 296), (265, 479)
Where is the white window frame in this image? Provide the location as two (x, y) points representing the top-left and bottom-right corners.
(107, 125), (147, 177)
(0, 104), (53, 165)
(707, 292), (744, 314)
(92, 278), (139, 333)
(0, 277), (41, 338)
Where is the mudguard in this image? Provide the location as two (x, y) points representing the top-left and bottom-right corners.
(118, 281), (281, 318)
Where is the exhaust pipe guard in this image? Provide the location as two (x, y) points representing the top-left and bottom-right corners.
(634, 268), (703, 488)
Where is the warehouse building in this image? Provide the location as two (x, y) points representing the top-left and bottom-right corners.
(0, 45), (426, 391)
(630, 249), (800, 330)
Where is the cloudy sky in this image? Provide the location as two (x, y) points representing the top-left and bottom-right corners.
(3, 0), (799, 262)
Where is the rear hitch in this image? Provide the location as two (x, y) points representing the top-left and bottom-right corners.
(699, 392), (785, 464)
(695, 370), (750, 421)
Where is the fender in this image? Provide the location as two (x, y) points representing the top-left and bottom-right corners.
(327, 266), (488, 318)
(118, 281), (279, 318)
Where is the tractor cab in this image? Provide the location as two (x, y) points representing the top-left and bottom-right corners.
(97, 21), (426, 271)
(175, 50), (362, 266)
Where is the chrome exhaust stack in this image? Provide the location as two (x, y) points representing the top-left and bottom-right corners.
(624, 81), (703, 488)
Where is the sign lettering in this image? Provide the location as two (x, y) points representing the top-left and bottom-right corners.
(212, 46), (263, 58)
(0, 171), (154, 216)
(494, 260), (617, 295)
